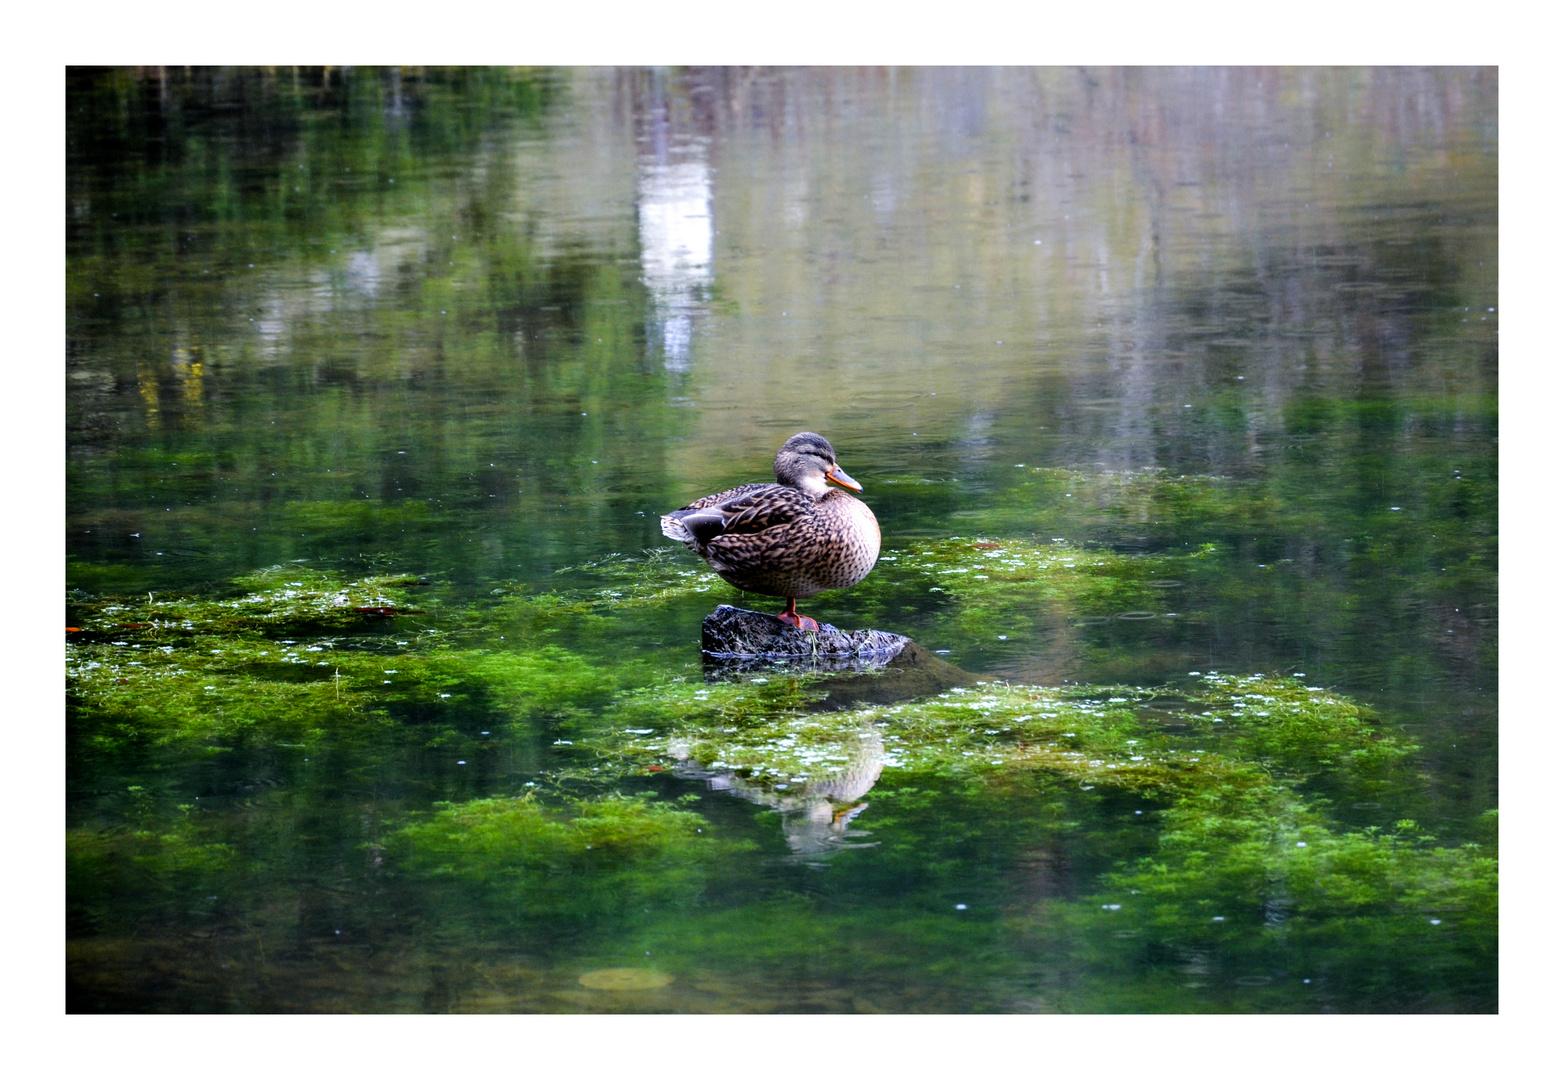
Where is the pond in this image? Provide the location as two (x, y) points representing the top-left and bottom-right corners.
(65, 66), (1497, 1013)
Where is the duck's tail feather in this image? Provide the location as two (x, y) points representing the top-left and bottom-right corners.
(660, 513), (693, 542)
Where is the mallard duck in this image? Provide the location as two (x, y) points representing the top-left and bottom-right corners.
(660, 432), (881, 632)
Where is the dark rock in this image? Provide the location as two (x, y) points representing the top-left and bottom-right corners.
(697, 606), (978, 704)
(700, 604), (910, 664)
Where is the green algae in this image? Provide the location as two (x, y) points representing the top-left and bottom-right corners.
(69, 565), (433, 639)
(570, 666), (1491, 1008)
(388, 792), (731, 928)
(894, 535), (1177, 617)
(68, 804), (245, 937)
(65, 534), (1494, 1011)
(65, 566), (648, 754)
(556, 549), (728, 610)
(587, 669), (1411, 796)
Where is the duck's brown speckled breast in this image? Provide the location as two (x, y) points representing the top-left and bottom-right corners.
(706, 490), (879, 599)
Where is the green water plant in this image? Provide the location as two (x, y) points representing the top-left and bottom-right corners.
(388, 791), (730, 929)
(64, 538), (1496, 1011)
(574, 668), (1492, 1009)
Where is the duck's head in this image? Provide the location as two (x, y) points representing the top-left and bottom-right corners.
(774, 432), (862, 496)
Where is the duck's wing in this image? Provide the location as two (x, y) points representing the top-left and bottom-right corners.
(675, 482), (773, 513)
(667, 484), (813, 546)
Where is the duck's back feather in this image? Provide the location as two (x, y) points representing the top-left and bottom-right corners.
(660, 482), (784, 543)
(661, 483), (878, 599)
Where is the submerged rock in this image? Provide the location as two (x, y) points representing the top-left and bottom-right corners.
(578, 968), (675, 991)
(807, 640), (974, 709)
(700, 604), (910, 664)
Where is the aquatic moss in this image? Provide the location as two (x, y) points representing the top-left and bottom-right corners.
(578, 671), (1490, 1006)
(69, 566), (431, 639)
(592, 673), (1407, 798)
(388, 792), (727, 926)
(557, 548), (726, 610)
(68, 808), (242, 934)
(1175, 673), (1415, 775)
(1042, 809), (1500, 1011)
(64, 539), (1493, 1011)
(880, 536), (1177, 620)
(65, 569), (634, 752)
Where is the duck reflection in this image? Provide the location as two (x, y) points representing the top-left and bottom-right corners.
(665, 726), (885, 865)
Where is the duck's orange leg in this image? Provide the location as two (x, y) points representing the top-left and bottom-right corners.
(776, 598), (819, 633)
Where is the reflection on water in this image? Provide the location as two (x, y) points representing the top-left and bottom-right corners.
(669, 725), (885, 864)
(639, 156), (713, 369)
(636, 94), (714, 372)
(66, 67), (1497, 1013)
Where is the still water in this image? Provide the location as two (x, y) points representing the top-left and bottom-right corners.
(66, 67), (1497, 1013)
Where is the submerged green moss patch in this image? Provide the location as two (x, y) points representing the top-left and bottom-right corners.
(871, 536), (1181, 620)
(68, 809), (244, 935)
(69, 566), (431, 639)
(65, 536), (1494, 1010)
(590, 671), (1410, 796)
(558, 549), (727, 609)
(66, 570), (634, 752)
(578, 669), (1489, 1001)
(1177, 673), (1413, 774)
(389, 792), (730, 926)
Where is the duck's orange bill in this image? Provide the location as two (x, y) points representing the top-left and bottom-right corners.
(825, 464), (862, 492)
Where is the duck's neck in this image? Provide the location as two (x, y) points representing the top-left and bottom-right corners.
(789, 474), (830, 498)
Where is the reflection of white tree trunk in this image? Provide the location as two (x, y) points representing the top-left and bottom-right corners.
(638, 157), (713, 372)
(666, 726), (885, 865)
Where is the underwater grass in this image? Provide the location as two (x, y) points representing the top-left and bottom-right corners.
(65, 566), (659, 753)
(66, 536), (1495, 1011)
(387, 791), (734, 930)
(573, 665), (1491, 1009)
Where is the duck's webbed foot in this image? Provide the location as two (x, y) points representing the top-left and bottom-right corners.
(776, 599), (819, 633)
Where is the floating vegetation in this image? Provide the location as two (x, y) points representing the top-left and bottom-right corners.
(880, 535), (1179, 625)
(574, 666), (1492, 1007)
(592, 672), (1410, 799)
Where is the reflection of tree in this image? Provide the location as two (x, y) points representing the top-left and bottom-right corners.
(637, 157), (713, 372)
(606, 67), (1494, 487)
(628, 70), (716, 374)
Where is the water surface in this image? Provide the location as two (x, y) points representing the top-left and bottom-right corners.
(66, 67), (1497, 1013)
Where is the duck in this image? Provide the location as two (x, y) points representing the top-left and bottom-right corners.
(660, 432), (881, 632)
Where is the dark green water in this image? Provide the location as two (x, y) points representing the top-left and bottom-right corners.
(66, 67), (1497, 1013)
